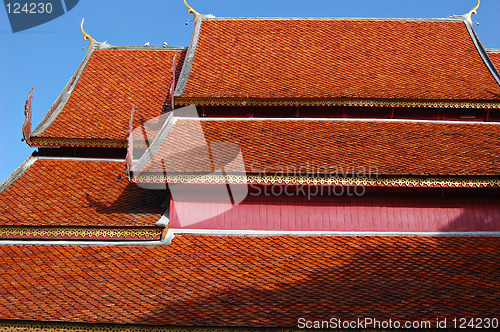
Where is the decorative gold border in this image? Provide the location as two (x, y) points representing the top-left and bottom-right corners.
(131, 173), (500, 188)
(30, 137), (127, 148)
(0, 227), (162, 240)
(175, 97), (500, 109)
(0, 320), (305, 332)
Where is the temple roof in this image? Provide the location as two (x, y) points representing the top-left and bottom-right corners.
(26, 17), (500, 149)
(0, 158), (166, 227)
(30, 48), (185, 147)
(3, 4), (498, 328)
(0, 235), (498, 326)
(132, 118), (500, 177)
(174, 18), (500, 107)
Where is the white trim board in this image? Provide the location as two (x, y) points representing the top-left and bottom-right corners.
(170, 229), (500, 237)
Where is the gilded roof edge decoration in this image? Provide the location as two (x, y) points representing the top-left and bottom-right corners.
(174, 97), (500, 109)
(0, 226), (162, 241)
(131, 173), (500, 189)
(30, 137), (128, 148)
(0, 320), (295, 332)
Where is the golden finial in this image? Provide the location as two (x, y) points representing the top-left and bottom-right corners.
(465, 0), (480, 25)
(80, 18), (95, 49)
(184, 0), (200, 25)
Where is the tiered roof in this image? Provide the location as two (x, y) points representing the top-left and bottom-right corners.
(133, 118), (500, 177)
(30, 48), (185, 147)
(1, 1), (500, 330)
(0, 158), (166, 240)
(175, 18), (500, 107)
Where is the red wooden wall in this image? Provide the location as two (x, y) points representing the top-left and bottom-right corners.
(170, 191), (500, 232)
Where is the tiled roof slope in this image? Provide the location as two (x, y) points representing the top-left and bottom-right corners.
(33, 49), (185, 142)
(489, 51), (500, 72)
(0, 158), (166, 227)
(0, 236), (498, 326)
(176, 19), (500, 103)
(137, 119), (500, 176)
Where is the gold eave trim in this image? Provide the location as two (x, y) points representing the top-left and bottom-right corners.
(0, 320), (309, 332)
(30, 137), (127, 148)
(131, 173), (500, 188)
(0, 226), (162, 240)
(174, 97), (500, 109)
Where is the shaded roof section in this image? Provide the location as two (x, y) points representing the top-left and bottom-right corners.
(133, 118), (500, 176)
(31, 48), (186, 146)
(0, 158), (166, 227)
(0, 235), (498, 326)
(175, 18), (500, 106)
(488, 49), (500, 73)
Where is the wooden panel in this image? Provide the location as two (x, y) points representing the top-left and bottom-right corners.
(170, 192), (500, 232)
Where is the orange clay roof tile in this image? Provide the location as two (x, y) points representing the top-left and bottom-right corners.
(0, 235), (498, 326)
(137, 119), (500, 176)
(0, 158), (166, 227)
(177, 19), (500, 102)
(34, 49), (185, 141)
(489, 51), (500, 73)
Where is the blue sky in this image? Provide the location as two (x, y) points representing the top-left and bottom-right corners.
(0, 0), (499, 182)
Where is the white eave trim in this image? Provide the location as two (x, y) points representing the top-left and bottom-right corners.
(34, 156), (126, 162)
(170, 229), (500, 237)
(174, 17), (204, 97)
(175, 116), (500, 125)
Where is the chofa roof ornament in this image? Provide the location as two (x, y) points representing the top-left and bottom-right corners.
(465, 0), (480, 25)
(80, 18), (95, 49)
(80, 18), (111, 50)
(184, 0), (215, 25)
(451, 0), (480, 25)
